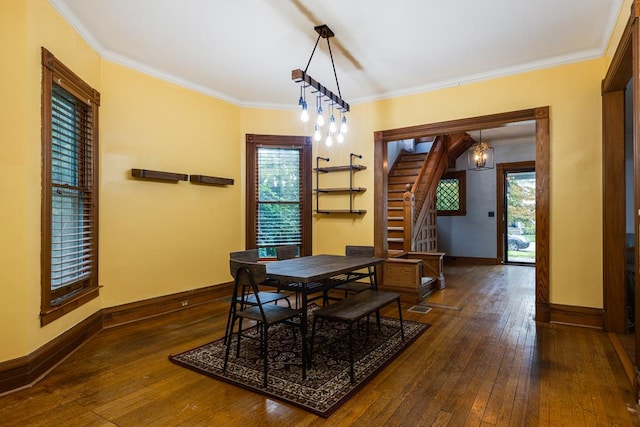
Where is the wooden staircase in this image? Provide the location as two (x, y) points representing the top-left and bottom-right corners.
(387, 151), (428, 251)
(386, 133), (474, 252)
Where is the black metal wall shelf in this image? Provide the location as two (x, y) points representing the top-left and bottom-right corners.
(314, 153), (367, 214)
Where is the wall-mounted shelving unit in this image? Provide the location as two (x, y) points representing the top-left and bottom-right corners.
(189, 174), (234, 186)
(314, 153), (367, 214)
(131, 168), (188, 182)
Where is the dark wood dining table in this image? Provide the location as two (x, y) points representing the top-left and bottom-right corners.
(266, 254), (384, 367)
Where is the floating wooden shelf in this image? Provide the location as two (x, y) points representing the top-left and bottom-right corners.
(316, 209), (367, 214)
(314, 165), (367, 173)
(131, 169), (188, 182)
(189, 174), (234, 186)
(315, 187), (366, 193)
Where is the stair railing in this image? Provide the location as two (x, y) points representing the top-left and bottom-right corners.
(401, 136), (448, 251)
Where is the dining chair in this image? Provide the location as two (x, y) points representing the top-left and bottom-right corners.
(224, 259), (305, 387)
(334, 245), (377, 297)
(224, 250), (291, 344)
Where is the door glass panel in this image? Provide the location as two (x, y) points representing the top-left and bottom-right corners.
(505, 171), (535, 264)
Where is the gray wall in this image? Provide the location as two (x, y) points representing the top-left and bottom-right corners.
(437, 141), (535, 258)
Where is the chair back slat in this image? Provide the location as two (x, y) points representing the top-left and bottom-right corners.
(276, 245), (298, 260)
(345, 245), (374, 257)
(229, 259), (267, 285)
(230, 249), (259, 263)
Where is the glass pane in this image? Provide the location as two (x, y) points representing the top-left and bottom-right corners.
(258, 148), (300, 202)
(52, 85), (79, 186)
(505, 171), (535, 264)
(256, 146), (302, 258)
(51, 189), (92, 289)
(436, 178), (459, 211)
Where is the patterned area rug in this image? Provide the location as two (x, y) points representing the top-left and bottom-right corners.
(169, 309), (429, 418)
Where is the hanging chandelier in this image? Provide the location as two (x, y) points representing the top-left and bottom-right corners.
(292, 25), (349, 146)
(467, 130), (494, 171)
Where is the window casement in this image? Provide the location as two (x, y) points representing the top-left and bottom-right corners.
(40, 48), (100, 326)
(246, 134), (312, 258)
(436, 170), (466, 216)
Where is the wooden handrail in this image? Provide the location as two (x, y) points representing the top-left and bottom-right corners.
(401, 136), (449, 251)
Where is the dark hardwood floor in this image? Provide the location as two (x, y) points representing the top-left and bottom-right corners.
(1, 264), (639, 426)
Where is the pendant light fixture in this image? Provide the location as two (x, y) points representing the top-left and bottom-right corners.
(292, 25), (349, 147)
(467, 129), (495, 171)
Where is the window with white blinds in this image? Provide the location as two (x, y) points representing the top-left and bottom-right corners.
(256, 147), (302, 257)
(50, 85), (94, 293)
(41, 48), (100, 325)
(246, 134), (312, 258)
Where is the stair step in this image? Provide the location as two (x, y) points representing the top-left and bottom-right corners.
(388, 183), (411, 191)
(388, 226), (404, 231)
(388, 241), (405, 251)
(389, 177), (415, 185)
(388, 237), (404, 243)
(398, 153), (427, 161)
(388, 206), (402, 211)
(395, 161), (425, 169)
(389, 166), (422, 176)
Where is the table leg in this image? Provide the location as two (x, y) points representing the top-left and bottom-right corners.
(301, 291), (309, 374)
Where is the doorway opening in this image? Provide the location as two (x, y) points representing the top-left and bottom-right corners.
(498, 164), (536, 265)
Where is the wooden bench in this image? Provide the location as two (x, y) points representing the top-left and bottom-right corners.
(310, 289), (404, 382)
(380, 251), (445, 303)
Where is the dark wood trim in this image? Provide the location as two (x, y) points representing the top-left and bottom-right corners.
(40, 48), (100, 326)
(496, 161), (536, 265)
(373, 131), (387, 259)
(602, 90), (627, 333)
(374, 107), (550, 322)
(245, 134), (313, 257)
(102, 283), (232, 328)
(549, 303), (604, 329)
(0, 311), (102, 395)
(443, 256), (500, 265)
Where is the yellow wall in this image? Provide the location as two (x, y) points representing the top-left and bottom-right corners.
(0, 0), (629, 362)
(100, 62), (242, 307)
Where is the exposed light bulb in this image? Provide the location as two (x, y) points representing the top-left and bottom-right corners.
(314, 126), (321, 141)
(300, 104), (309, 122)
(329, 115), (337, 133)
(317, 110), (325, 127)
(340, 115), (348, 133)
(326, 133), (333, 146)
(337, 133), (344, 143)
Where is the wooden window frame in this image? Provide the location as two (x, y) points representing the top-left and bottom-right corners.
(40, 48), (100, 326)
(245, 134), (312, 257)
(436, 170), (466, 216)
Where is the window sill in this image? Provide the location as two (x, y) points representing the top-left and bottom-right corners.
(40, 287), (100, 326)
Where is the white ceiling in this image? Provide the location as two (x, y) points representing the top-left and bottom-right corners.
(49, 0), (622, 111)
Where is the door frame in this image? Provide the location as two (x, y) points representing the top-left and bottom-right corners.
(601, 1), (640, 384)
(374, 107), (550, 322)
(496, 161), (536, 265)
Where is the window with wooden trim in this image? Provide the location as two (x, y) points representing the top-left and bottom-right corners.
(40, 48), (100, 326)
(436, 170), (466, 216)
(246, 134), (312, 258)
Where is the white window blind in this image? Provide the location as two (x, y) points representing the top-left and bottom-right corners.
(50, 84), (95, 299)
(256, 147), (302, 257)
